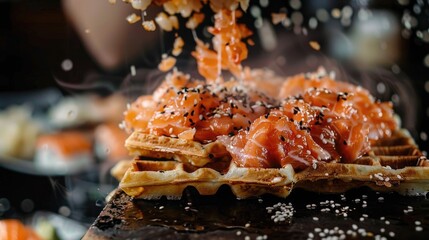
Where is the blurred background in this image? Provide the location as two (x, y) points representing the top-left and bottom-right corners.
(0, 0), (429, 238)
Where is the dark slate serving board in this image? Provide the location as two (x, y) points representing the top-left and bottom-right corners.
(84, 186), (429, 240)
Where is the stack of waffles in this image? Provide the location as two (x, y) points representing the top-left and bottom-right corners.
(112, 129), (429, 200)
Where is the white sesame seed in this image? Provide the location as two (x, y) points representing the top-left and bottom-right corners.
(389, 232), (395, 237)
(415, 226), (423, 231)
(313, 217), (319, 221)
(236, 231), (242, 236)
(415, 221), (421, 225)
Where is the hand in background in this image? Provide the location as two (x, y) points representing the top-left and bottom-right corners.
(62, 0), (159, 71)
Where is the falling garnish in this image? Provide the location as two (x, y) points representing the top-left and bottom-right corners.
(186, 13), (205, 29)
(142, 20), (156, 31)
(271, 13), (287, 25)
(158, 55), (177, 72)
(130, 65), (136, 76)
(309, 41), (321, 51)
(172, 37), (184, 56)
(155, 12), (171, 31)
(126, 13), (141, 24)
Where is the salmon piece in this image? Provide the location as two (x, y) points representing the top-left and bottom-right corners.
(0, 219), (41, 240)
(124, 95), (157, 132)
(192, 9), (253, 82)
(280, 70), (397, 142)
(124, 73), (278, 143)
(192, 40), (221, 82)
(224, 78), (397, 168)
(330, 119), (370, 162)
(222, 110), (332, 170)
(36, 131), (91, 158)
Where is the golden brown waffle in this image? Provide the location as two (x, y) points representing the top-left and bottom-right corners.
(116, 129), (429, 199)
(119, 158), (295, 199)
(125, 131), (229, 167)
(296, 130), (429, 196)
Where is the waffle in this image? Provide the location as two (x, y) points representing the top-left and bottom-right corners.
(125, 131), (229, 167)
(116, 129), (429, 199)
(296, 130), (429, 196)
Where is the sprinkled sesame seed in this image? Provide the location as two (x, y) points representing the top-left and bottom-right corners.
(416, 226), (423, 231)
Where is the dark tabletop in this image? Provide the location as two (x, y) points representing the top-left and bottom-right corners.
(84, 187), (429, 240)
